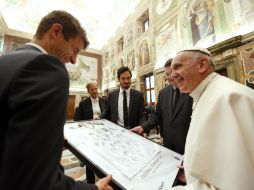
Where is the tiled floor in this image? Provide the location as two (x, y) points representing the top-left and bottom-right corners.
(61, 149), (87, 182)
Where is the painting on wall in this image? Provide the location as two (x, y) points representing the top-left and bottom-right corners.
(226, 0), (254, 33)
(109, 62), (117, 81)
(155, 21), (177, 68)
(154, 0), (177, 17)
(127, 50), (135, 71)
(105, 68), (109, 83)
(139, 40), (150, 67)
(66, 54), (98, 91)
(104, 51), (109, 66)
(110, 47), (115, 59)
(186, 0), (216, 46)
(118, 57), (125, 68)
(126, 27), (134, 46)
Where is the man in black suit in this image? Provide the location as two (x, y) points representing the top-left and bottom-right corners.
(131, 59), (193, 155)
(74, 82), (107, 184)
(75, 82), (107, 121)
(0, 10), (112, 190)
(102, 66), (146, 129)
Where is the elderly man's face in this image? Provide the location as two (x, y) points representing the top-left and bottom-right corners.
(88, 84), (98, 99)
(171, 52), (200, 93)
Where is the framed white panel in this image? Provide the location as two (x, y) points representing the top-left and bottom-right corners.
(64, 120), (182, 190)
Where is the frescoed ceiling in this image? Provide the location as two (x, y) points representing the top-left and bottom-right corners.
(0, 0), (140, 49)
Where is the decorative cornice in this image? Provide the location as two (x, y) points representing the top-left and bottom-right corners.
(154, 67), (164, 74)
(240, 31), (254, 44)
(5, 28), (33, 40)
(137, 62), (154, 76)
(209, 36), (243, 55)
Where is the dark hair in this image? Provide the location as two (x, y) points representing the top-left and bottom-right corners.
(164, 58), (173, 68)
(117, 66), (132, 79)
(35, 10), (89, 49)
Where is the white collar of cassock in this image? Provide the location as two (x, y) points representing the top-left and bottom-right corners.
(190, 72), (218, 104)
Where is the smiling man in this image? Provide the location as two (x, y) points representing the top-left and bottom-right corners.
(131, 59), (192, 156)
(170, 48), (254, 190)
(0, 10), (112, 190)
(102, 66), (146, 129)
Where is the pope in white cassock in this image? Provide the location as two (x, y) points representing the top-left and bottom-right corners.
(170, 47), (254, 190)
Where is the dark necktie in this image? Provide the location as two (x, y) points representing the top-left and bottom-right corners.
(173, 88), (180, 111)
(123, 90), (129, 128)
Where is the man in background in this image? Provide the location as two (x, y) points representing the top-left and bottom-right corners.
(171, 48), (254, 189)
(131, 59), (193, 155)
(102, 66), (146, 129)
(74, 82), (107, 184)
(0, 10), (112, 190)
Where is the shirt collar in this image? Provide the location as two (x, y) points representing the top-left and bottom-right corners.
(120, 87), (131, 94)
(172, 85), (177, 90)
(190, 72), (217, 103)
(25, 42), (48, 54)
(91, 97), (99, 102)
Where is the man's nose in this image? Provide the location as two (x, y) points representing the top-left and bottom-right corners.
(171, 71), (177, 79)
(70, 55), (76, 64)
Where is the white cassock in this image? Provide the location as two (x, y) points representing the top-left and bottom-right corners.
(172, 72), (254, 190)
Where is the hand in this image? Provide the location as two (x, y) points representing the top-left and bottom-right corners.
(93, 114), (100, 120)
(177, 165), (186, 184)
(130, 126), (144, 135)
(96, 175), (113, 190)
(130, 126), (147, 137)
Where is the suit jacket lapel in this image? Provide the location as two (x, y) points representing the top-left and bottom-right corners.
(88, 97), (93, 114)
(98, 97), (102, 111)
(173, 94), (187, 119)
(168, 86), (174, 118)
(114, 89), (120, 121)
(129, 89), (133, 115)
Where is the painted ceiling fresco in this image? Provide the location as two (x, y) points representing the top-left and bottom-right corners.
(0, 0), (140, 49)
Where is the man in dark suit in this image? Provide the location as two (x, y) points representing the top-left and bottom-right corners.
(0, 10), (112, 190)
(102, 66), (146, 129)
(131, 58), (193, 155)
(75, 82), (107, 121)
(74, 82), (107, 184)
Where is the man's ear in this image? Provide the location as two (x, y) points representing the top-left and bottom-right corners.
(49, 24), (62, 39)
(198, 57), (209, 73)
